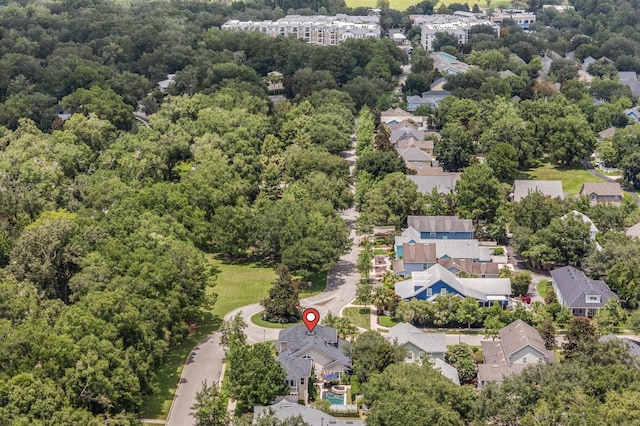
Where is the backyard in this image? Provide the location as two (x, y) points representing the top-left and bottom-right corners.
(527, 161), (605, 195)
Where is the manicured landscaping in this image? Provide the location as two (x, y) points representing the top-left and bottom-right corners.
(537, 280), (550, 299)
(251, 312), (302, 329)
(378, 315), (401, 327)
(527, 161), (605, 195)
(342, 307), (371, 330)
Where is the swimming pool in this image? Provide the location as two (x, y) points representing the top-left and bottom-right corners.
(322, 391), (346, 405)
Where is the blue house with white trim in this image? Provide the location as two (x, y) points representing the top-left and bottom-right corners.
(395, 264), (511, 306)
(407, 215), (474, 240)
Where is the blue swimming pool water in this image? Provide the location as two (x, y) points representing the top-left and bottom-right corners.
(322, 391), (345, 405)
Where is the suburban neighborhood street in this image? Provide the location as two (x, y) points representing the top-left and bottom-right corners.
(167, 146), (362, 426)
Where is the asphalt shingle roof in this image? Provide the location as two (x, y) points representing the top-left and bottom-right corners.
(550, 266), (617, 309)
(278, 325), (351, 369)
(254, 400), (364, 425)
(512, 180), (564, 201)
(407, 215), (473, 233)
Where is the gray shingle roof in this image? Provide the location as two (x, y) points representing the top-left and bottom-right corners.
(626, 221), (640, 238)
(600, 335), (640, 361)
(550, 266), (618, 309)
(278, 325), (351, 369)
(254, 400), (364, 425)
(407, 174), (459, 195)
(477, 363), (527, 382)
(498, 320), (555, 364)
(432, 358), (460, 385)
(580, 182), (623, 198)
(512, 180), (564, 201)
(407, 215), (473, 233)
(277, 352), (312, 380)
(399, 147), (431, 162)
(387, 322), (446, 354)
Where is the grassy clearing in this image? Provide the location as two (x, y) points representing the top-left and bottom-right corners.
(208, 256), (277, 317)
(527, 161), (605, 195)
(342, 307), (371, 329)
(537, 280), (550, 299)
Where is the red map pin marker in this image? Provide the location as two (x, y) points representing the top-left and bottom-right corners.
(303, 308), (320, 334)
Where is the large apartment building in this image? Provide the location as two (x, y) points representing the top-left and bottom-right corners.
(410, 14), (500, 51)
(221, 14), (381, 46)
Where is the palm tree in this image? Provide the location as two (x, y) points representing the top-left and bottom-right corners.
(371, 287), (395, 314)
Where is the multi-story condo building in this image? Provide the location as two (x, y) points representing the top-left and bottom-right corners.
(221, 14), (381, 46)
(489, 9), (536, 29)
(410, 15), (500, 51)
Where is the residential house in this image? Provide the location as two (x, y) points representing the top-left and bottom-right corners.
(580, 182), (623, 205)
(478, 320), (555, 388)
(437, 258), (500, 278)
(157, 74), (176, 94)
(626, 221), (640, 238)
(598, 126), (616, 139)
(394, 231), (491, 260)
(396, 138), (434, 155)
(561, 210), (599, 241)
(54, 105), (72, 121)
(599, 335), (640, 362)
(407, 215), (474, 239)
(540, 55), (553, 73)
(431, 51), (471, 75)
(387, 323), (460, 385)
(254, 400), (364, 425)
(406, 174), (460, 195)
(276, 352), (312, 403)
(380, 107), (426, 128)
(624, 106), (640, 122)
(550, 266), (618, 318)
(511, 180), (565, 202)
(498, 70), (517, 78)
(430, 77), (448, 91)
(388, 322), (446, 362)
(618, 71), (640, 97)
(406, 90), (452, 112)
(277, 325), (351, 383)
(394, 264), (512, 306)
(399, 150), (433, 171)
(393, 242), (499, 277)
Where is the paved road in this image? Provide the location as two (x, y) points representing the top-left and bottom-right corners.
(166, 333), (225, 426)
(166, 146), (361, 426)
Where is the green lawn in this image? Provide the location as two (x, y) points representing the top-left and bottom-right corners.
(378, 315), (401, 327)
(345, 0), (511, 10)
(342, 307), (371, 330)
(527, 161), (605, 195)
(208, 256), (277, 317)
(140, 256), (328, 420)
(537, 280), (550, 299)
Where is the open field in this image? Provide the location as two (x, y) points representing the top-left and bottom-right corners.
(345, 0), (512, 11)
(526, 162), (605, 195)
